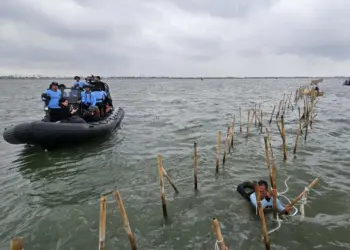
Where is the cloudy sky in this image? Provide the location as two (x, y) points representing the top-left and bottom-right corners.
(0, 0), (349, 77)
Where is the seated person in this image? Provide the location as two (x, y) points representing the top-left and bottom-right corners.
(93, 83), (108, 117)
(82, 108), (101, 122)
(50, 97), (78, 122)
(79, 85), (100, 119)
(237, 180), (292, 215)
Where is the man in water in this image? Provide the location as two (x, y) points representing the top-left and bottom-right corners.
(237, 180), (292, 214)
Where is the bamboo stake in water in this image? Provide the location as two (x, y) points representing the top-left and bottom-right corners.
(223, 126), (230, 165)
(162, 166), (179, 193)
(269, 105), (276, 124)
(114, 191), (138, 250)
(99, 196), (107, 250)
(212, 218), (227, 250)
(254, 183), (270, 250)
(216, 131), (222, 173)
(157, 155), (168, 218)
(229, 116), (235, 153)
(266, 127), (274, 158)
(239, 107), (242, 133)
(260, 110), (263, 133)
(194, 142), (198, 190)
(264, 136), (272, 186)
(255, 103), (257, 126)
(281, 115), (287, 160)
(246, 110), (250, 138)
(288, 178), (319, 207)
(272, 166), (277, 219)
(293, 118), (301, 154)
(276, 100), (282, 119)
(10, 238), (23, 250)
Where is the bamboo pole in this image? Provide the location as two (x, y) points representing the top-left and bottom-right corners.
(269, 105), (276, 124)
(246, 110), (250, 138)
(194, 142), (198, 190)
(264, 136), (273, 187)
(157, 155), (168, 218)
(281, 115), (287, 160)
(162, 167), (179, 194)
(272, 166), (277, 219)
(276, 100), (282, 119)
(216, 131), (221, 173)
(260, 110), (263, 133)
(99, 196), (107, 250)
(212, 218), (227, 250)
(254, 183), (270, 250)
(229, 116), (235, 153)
(265, 127), (274, 158)
(10, 238), (23, 250)
(223, 126), (230, 165)
(255, 103), (257, 126)
(293, 118), (301, 154)
(239, 107), (242, 133)
(114, 191), (138, 250)
(288, 178), (319, 207)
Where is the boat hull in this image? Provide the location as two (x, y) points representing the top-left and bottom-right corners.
(3, 107), (125, 148)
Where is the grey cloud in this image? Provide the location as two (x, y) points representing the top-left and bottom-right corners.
(1, 0), (350, 76)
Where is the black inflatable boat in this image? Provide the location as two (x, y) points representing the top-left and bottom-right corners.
(3, 85), (125, 149)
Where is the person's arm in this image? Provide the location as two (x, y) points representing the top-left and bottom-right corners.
(91, 93), (96, 106)
(276, 198), (291, 214)
(249, 193), (258, 211)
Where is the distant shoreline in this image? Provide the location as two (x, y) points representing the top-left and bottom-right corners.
(0, 76), (347, 80)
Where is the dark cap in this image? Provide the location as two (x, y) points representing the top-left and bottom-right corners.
(83, 84), (91, 88)
(58, 84), (66, 89)
(50, 81), (58, 86)
(74, 76), (80, 80)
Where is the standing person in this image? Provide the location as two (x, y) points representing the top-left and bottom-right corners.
(41, 81), (61, 108)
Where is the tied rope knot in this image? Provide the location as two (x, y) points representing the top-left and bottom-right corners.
(214, 239), (224, 250)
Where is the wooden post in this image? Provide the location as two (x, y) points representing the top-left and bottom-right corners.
(281, 115), (287, 160)
(272, 166), (277, 219)
(264, 136), (273, 187)
(157, 155), (168, 218)
(229, 116), (235, 153)
(212, 218), (227, 250)
(260, 110), (263, 133)
(255, 103), (257, 126)
(223, 126), (230, 165)
(269, 105), (275, 124)
(239, 107), (242, 133)
(293, 118), (301, 154)
(254, 183), (270, 250)
(10, 238), (23, 250)
(288, 178), (319, 207)
(114, 191), (138, 250)
(99, 196), (107, 250)
(194, 142), (198, 190)
(216, 131), (222, 173)
(265, 127), (274, 158)
(246, 110), (250, 138)
(162, 167), (179, 193)
(276, 100), (282, 120)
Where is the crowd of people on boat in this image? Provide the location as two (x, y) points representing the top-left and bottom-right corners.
(41, 75), (113, 123)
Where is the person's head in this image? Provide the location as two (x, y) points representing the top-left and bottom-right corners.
(58, 84), (66, 90)
(83, 84), (91, 91)
(50, 81), (59, 90)
(74, 76), (80, 81)
(95, 76), (101, 81)
(59, 97), (68, 107)
(257, 180), (268, 199)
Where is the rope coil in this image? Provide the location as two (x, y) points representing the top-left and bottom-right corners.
(214, 239), (224, 250)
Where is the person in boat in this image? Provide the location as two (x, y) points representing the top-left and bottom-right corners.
(49, 97), (79, 122)
(237, 180), (292, 214)
(79, 84), (100, 118)
(93, 83), (108, 117)
(73, 76), (87, 90)
(41, 81), (62, 108)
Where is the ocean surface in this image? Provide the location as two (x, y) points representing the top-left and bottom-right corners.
(1, 78), (350, 250)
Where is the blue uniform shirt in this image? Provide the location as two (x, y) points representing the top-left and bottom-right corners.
(73, 81), (88, 89)
(81, 91), (96, 107)
(45, 89), (61, 108)
(94, 90), (107, 103)
(249, 192), (285, 213)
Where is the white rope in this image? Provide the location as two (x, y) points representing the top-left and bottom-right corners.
(214, 239), (224, 250)
(267, 175), (298, 236)
(300, 187), (309, 221)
